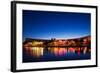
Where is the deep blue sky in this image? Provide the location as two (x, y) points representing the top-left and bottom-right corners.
(23, 10), (91, 40)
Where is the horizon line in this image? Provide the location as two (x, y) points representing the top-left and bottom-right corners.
(24, 35), (91, 41)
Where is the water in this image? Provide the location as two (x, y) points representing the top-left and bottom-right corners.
(23, 47), (91, 63)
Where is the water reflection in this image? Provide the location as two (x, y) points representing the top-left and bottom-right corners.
(24, 46), (90, 58)
(31, 47), (44, 57)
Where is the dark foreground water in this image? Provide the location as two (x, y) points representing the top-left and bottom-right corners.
(23, 47), (91, 63)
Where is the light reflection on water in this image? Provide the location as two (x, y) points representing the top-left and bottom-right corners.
(31, 47), (44, 57)
(24, 46), (90, 58)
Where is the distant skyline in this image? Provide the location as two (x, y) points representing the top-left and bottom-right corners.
(23, 10), (91, 40)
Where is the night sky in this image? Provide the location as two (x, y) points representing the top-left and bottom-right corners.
(23, 10), (91, 40)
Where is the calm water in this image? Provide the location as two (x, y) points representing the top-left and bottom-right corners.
(23, 47), (91, 63)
